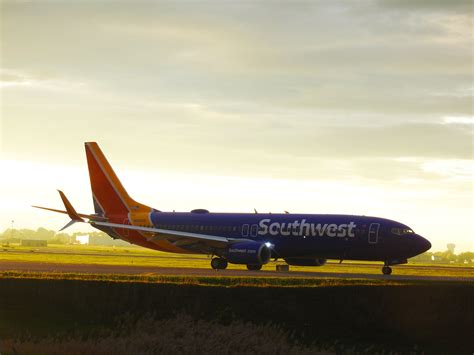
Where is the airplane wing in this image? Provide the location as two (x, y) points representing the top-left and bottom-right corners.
(91, 220), (249, 249)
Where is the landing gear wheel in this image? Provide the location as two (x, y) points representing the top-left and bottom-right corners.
(219, 258), (228, 270)
(211, 258), (228, 270)
(382, 266), (392, 275)
(246, 264), (262, 271)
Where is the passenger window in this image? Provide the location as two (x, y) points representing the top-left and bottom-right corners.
(242, 224), (249, 237)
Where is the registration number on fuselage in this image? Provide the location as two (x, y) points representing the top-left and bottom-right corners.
(257, 219), (357, 238)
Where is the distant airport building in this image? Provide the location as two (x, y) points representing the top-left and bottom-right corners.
(75, 235), (89, 245)
(21, 239), (47, 247)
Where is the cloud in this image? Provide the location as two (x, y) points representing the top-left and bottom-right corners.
(421, 159), (473, 181)
(0, 68), (85, 91)
(0, 69), (35, 88)
(373, 0), (472, 13)
(200, 122), (473, 161)
(443, 116), (474, 125)
(2, 2), (470, 97)
(1, 1), (472, 165)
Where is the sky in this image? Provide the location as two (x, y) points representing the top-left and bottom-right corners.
(0, 1), (472, 252)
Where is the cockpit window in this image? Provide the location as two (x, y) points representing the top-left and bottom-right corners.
(391, 228), (414, 235)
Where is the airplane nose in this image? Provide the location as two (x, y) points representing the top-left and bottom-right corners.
(415, 234), (431, 254)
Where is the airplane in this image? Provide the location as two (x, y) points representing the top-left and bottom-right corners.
(34, 142), (431, 275)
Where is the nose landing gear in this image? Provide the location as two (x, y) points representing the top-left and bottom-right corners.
(381, 259), (406, 275)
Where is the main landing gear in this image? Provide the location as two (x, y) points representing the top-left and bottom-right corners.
(211, 258), (228, 270)
(210, 258), (263, 271)
(246, 264), (262, 271)
(382, 265), (392, 275)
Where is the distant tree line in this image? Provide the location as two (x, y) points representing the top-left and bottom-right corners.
(410, 250), (474, 265)
(0, 228), (130, 247)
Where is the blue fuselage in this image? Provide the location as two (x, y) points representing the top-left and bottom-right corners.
(150, 212), (431, 263)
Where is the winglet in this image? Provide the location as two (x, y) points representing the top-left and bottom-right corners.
(58, 190), (84, 222)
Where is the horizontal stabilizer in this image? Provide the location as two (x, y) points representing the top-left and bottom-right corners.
(31, 205), (107, 221)
(33, 190), (106, 232)
(59, 219), (78, 232)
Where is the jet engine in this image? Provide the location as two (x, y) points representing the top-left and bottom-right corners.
(284, 258), (327, 266)
(225, 241), (271, 265)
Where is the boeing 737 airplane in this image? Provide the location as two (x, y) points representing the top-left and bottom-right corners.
(34, 142), (431, 275)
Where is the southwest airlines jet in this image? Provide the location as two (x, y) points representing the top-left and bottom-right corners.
(34, 143), (431, 275)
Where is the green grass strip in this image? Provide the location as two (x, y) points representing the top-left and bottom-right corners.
(0, 270), (408, 288)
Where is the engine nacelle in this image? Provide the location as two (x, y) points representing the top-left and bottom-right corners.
(225, 241), (271, 265)
(284, 258), (327, 266)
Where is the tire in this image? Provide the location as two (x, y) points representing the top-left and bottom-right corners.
(382, 266), (392, 275)
(218, 258), (228, 270)
(211, 258), (220, 270)
(247, 264), (262, 271)
(211, 258), (228, 270)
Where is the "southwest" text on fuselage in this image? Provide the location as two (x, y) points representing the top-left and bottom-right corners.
(257, 219), (357, 238)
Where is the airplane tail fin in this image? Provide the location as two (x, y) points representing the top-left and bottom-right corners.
(84, 142), (151, 220)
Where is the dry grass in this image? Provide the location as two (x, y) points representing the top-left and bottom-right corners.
(0, 313), (412, 355)
(1, 278), (472, 354)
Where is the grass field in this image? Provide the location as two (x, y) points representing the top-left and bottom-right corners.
(1, 243), (473, 278)
(1, 244), (473, 354)
(0, 277), (472, 354)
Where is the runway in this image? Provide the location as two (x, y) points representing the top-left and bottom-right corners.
(1, 260), (473, 282)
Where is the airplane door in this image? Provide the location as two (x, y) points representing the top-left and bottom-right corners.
(368, 223), (379, 244)
(250, 224), (258, 238)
